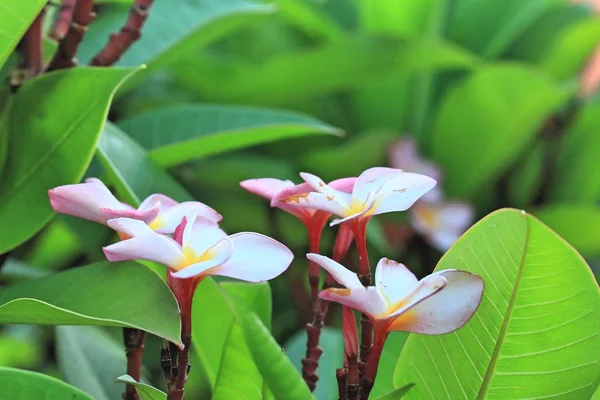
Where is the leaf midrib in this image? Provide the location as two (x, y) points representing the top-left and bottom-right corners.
(476, 214), (531, 399)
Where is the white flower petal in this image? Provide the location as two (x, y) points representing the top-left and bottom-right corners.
(240, 178), (295, 200)
(183, 216), (227, 257)
(138, 193), (178, 212)
(306, 254), (362, 289)
(389, 270), (483, 334)
(213, 233), (293, 282)
(374, 258), (418, 306)
(150, 201), (222, 233)
(170, 238), (233, 278)
(280, 192), (348, 216)
(371, 172), (437, 216)
(352, 167), (404, 203)
(300, 172), (352, 206)
(104, 218), (184, 267)
(319, 286), (388, 319)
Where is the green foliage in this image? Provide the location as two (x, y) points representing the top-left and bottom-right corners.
(118, 104), (343, 167)
(0, 262), (181, 344)
(394, 209), (600, 399)
(370, 332), (409, 398)
(0, 0), (46, 67)
(116, 376), (166, 400)
(375, 384), (415, 400)
(0, 67), (139, 254)
(0, 367), (93, 399)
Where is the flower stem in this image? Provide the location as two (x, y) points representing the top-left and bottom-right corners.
(122, 328), (146, 400)
(336, 368), (348, 400)
(360, 329), (389, 400)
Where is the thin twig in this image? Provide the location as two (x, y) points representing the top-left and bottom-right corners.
(47, 0), (96, 71)
(49, 0), (77, 40)
(19, 8), (46, 77)
(90, 0), (153, 66)
(122, 328), (146, 400)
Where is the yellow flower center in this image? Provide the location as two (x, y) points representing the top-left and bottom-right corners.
(173, 246), (215, 271)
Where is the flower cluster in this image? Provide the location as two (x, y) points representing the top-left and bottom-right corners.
(389, 138), (474, 251)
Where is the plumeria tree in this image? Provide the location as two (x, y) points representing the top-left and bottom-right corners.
(0, 1), (599, 400)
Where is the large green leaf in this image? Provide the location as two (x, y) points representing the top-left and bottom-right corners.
(0, 0), (46, 67)
(0, 367), (92, 399)
(212, 323), (263, 400)
(191, 279), (271, 389)
(174, 36), (475, 105)
(78, 0), (274, 86)
(56, 326), (133, 400)
(548, 99), (600, 203)
(234, 304), (313, 400)
(117, 104), (343, 168)
(430, 64), (569, 198)
(394, 209), (600, 399)
(449, 0), (560, 58)
(0, 262), (181, 344)
(534, 205), (600, 258)
(96, 122), (192, 206)
(0, 67), (138, 253)
(284, 327), (344, 400)
(375, 384), (415, 400)
(275, 0), (343, 42)
(116, 376), (166, 400)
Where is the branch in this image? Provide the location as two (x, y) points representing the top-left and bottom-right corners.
(49, 0), (77, 40)
(47, 0), (96, 71)
(122, 328), (146, 400)
(90, 0), (153, 66)
(19, 8), (46, 77)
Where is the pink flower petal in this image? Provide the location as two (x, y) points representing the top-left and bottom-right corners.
(104, 218), (184, 267)
(99, 202), (161, 224)
(374, 258), (418, 306)
(48, 178), (126, 224)
(319, 286), (388, 319)
(150, 201), (222, 233)
(240, 178), (295, 200)
(389, 270), (483, 334)
(138, 193), (178, 212)
(213, 233), (293, 282)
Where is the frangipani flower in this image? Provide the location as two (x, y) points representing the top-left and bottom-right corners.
(308, 254), (483, 335)
(48, 178), (220, 234)
(103, 215), (293, 281)
(410, 201), (474, 252)
(240, 177), (356, 228)
(276, 168), (436, 227)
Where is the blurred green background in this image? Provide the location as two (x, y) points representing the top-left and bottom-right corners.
(1, 0), (599, 399)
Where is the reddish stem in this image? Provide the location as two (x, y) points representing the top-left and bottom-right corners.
(20, 9), (45, 77)
(47, 0), (96, 71)
(336, 368), (348, 400)
(122, 328), (145, 400)
(348, 218), (373, 371)
(166, 275), (198, 400)
(50, 0), (77, 40)
(90, 0), (153, 66)
(360, 327), (389, 400)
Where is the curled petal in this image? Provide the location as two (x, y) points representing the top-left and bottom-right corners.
(240, 178), (295, 201)
(306, 254), (362, 289)
(370, 172), (437, 216)
(280, 192), (349, 216)
(170, 238), (233, 278)
(374, 258), (418, 306)
(299, 172), (352, 205)
(150, 201), (222, 233)
(183, 216), (227, 257)
(99, 202), (161, 224)
(104, 218), (184, 267)
(319, 286), (388, 319)
(48, 178), (125, 224)
(214, 233), (293, 282)
(389, 270), (484, 334)
(138, 193), (178, 212)
(329, 177), (357, 193)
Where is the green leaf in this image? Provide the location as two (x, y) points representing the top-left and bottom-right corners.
(24, 218), (82, 271)
(0, 90), (12, 178)
(375, 384), (415, 400)
(394, 209), (600, 399)
(116, 375), (166, 400)
(0, 367), (92, 399)
(174, 36), (475, 105)
(0, 258), (49, 283)
(370, 332), (409, 399)
(0, 67), (139, 254)
(234, 306), (313, 400)
(275, 0), (343, 42)
(0, 333), (42, 368)
(96, 122), (192, 205)
(449, 0), (560, 58)
(0, 261), (181, 344)
(191, 279), (271, 388)
(0, 0), (46, 67)
(78, 0), (274, 87)
(534, 205), (600, 258)
(507, 141), (544, 208)
(539, 17), (600, 81)
(430, 64), (569, 199)
(117, 104), (343, 168)
(212, 324), (263, 400)
(548, 99), (600, 203)
(56, 326), (134, 400)
(284, 327), (343, 400)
